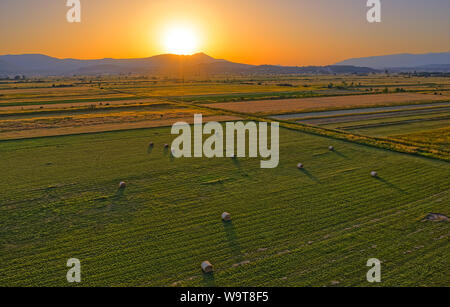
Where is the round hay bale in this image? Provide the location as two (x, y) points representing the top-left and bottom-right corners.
(371, 171), (378, 178)
(201, 261), (213, 273)
(119, 181), (126, 189)
(297, 163), (304, 169)
(222, 212), (232, 222)
(329, 146), (334, 151)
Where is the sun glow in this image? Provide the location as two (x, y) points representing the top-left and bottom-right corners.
(163, 27), (199, 55)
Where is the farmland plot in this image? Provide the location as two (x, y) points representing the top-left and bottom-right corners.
(209, 93), (448, 115)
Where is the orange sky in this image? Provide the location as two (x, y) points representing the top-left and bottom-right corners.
(1, 0), (449, 65)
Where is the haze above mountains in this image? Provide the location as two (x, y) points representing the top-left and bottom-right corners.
(1, 52), (449, 76)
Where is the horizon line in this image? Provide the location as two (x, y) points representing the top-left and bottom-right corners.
(1, 50), (449, 68)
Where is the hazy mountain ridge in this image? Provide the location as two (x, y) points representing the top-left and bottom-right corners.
(0, 53), (219, 75)
(0, 53), (383, 76)
(336, 52), (450, 69)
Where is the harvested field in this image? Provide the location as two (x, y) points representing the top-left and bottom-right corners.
(0, 87), (133, 106)
(0, 115), (240, 140)
(272, 102), (450, 121)
(209, 93), (448, 115)
(299, 109), (450, 126)
(0, 86), (102, 95)
(0, 98), (162, 111)
(0, 126), (449, 286)
(1, 74), (449, 288)
(0, 109), (199, 133)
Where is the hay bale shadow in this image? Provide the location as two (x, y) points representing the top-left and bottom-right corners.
(232, 157), (241, 169)
(333, 150), (348, 159)
(111, 188), (127, 203)
(109, 188), (128, 211)
(376, 177), (405, 193)
(114, 188), (125, 199)
(147, 144), (154, 154)
(163, 146), (169, 156)
(202, 272), (216, 287)
(299, 168), (320, 183)
(223, 221), (243, 261)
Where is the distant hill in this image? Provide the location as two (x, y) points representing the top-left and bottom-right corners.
(335, 52), (450, 69)
(387, 64), (450, 73)
(0, 53), (220, 75)
(0, 53), (380, 76)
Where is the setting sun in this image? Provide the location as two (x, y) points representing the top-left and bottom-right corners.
(163, 27), (199, 55)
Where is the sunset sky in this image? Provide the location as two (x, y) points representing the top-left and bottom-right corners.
(1, 0), (449, 66)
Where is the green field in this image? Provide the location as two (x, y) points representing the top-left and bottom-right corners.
(1, 125), (449, 286)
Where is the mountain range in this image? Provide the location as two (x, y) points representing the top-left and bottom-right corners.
(0, 53), (378, 76)
(335, 52), (450, 70)
(1, 52), (449, 77)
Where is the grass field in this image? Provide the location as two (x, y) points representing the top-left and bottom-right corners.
(0, 125), (449, 287)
